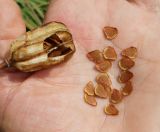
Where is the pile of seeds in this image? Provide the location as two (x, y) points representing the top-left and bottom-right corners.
(83, 26), (137, 116)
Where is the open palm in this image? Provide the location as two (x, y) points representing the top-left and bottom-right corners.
(0, 0), (160, 132)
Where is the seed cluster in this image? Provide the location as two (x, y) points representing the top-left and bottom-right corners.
(83, 26), (137, 116)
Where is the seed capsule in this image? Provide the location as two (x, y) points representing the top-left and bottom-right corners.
(96, 73), (112, 87)
(95, 84), (108, 98)
(103, 26), (118, 40)
(95, 60), (112, 73)
(118, 71), (133, 83)
(121, 47), (137, 59)
(104, 104), (119, 116)
(84, 81), (95, 96)
(110, 89), (123, 104)
(103, 46), (117, 61)
(122, 81), (133, 96)
(84, 93), (97, 106)
(118, 57), (135, 70)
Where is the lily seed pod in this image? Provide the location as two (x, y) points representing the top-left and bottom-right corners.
(118, 70), (133, 83)
(110, 89), (123, 104)
(103, 26), (118, 40)
(103, 46), (117, 61)
(104, 104), (119, 116)
(121, 47), (137, 59)
(122, 81), (133, 96)
(84, 93), (97, 106)
(0, 22), (76, 72)
(84, 81), (95, 96)
(118, 57), (135, 70)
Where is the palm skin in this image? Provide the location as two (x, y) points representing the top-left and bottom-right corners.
(0, 0), (160, 132)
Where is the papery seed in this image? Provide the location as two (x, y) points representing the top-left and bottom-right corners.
(87, 50), (104, 64)
(96, 73), (112, 87)
(95, 84), (108, 98)
(121, 47), (137, 59)
(103, 26), (118, 40)
(118, 57), (135, 70)
(84, 81), (95, 96)
(110, 89), (123, 104)
(118, 71), (133, 83)
(84, 93), (97, 106)
(122, 81), (133, 96)
(103, 46), (117, 61)
(104, 104), (119, 115)
(95, 60), (112, 73)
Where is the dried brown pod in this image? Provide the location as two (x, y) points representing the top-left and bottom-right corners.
(122, 81), (133, 96)
(104, 104), (119, 116)
(84, 93), (97, 106)
(95, 60), (112, 73)
(0, 22), (76, 72)
(118, 57), (135, 70)
(87, 50), (104, 64)
(103, 46), (117, 61)
(95, 84), (108, 98)
(121, 47), (137, 59)
(110, 89), (123, 104)
(118, 71), (133, 83)
(84, 81), (95, 96)
(96, 73), (112, 87)
(103, 26), (118, 40)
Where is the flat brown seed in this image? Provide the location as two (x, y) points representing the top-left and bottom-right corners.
(95, 84), (108, 98)
(84, 93), (97, 106)
(87, 50), (104, 64)
(84, 81), (95, 96)
(95, 60), (112, 73)
(122, 81), (133, 96)
(121, 47), (137, 59)
(103, 46), (117, 61)
(104, 104), (119, 115)
(118, 57), (135, 70)
(103, 26), (118, 40)
(118, 71), (133, 83)
(110, 89), (123, 104)
(96, 73), (112, 87)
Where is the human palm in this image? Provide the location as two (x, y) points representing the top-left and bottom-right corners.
(0, 0), (160, 132)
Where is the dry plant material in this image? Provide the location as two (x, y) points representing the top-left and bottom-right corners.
(103, 26), (118, 40)
(96, 73), (112, 87)
(118, 71), (133, 83)
(104, 104), (119, 115)
(87, 50), (104, 64)
(95, 60), (112, 73)
(84, 81), (95, 96)
(110, 89), (123, 104)
(84, 93), (97, 106)
(122, 81), (133, 96)
(103, 46), (117, 61)
(95, 84), (108, 98)
(119, 57), (135, 70)
(121, 47), (137, 59)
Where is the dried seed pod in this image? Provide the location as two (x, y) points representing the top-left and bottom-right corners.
(96, 73), (112, 87)
(95, 60), (112, 73)
(0, 22), (76, 72)
(110, 89), (123, 104)
(122, 81), (133, 96)
(87, 50), (104, 64)
(118, 71), (133, 83)
(118, 57), (135, 70)
(121, 47), (137, 59)
(103, 46), (117, 61)
(95, 84), (108, 98)
(84, 81), (95, 96)
(103, 26), (118, 40)
(104, 104), (119, 116)
(84, 93), (97, 106)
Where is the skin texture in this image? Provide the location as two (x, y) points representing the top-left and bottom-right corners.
(0, 0), (160, 131)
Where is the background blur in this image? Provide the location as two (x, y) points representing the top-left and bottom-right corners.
(16, 0), (49, 31)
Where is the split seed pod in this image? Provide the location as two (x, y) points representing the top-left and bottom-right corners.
(1, 22), (76, 72)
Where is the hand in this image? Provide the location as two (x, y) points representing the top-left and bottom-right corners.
(0, 0), (160, 132)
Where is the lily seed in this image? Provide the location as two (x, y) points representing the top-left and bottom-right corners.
(104, 104), (119, 116)
(95, 84), (108, 98)
(103, 46), (117, 61)
(96, 73), (112, 87)
(103, 26), (118, 40)
(110, 89), (123, 104)
(121, 46), (137, 59)
(122, 81), (133, 96)
(118, 57), (135, 70)
(95, 60), (112, 73)
(118, 71), (133, 83)
(84, 93), (97, 106)
(84, 81), (95, 96)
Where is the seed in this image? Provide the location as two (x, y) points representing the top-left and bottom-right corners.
(118, 57), (135, 70)
(95, 84), (108, 98)
(84, 81), (95, 96)
(87, 50), (104, 64)
(110, 89), (123, 104)
(103, 26), (118, 40)
(84, 93), (97, 106)
(103, 46), (117, 61)
(122, 81), (133, 96)
(96, 73), (112, 87)
(95, 60), (112, 73)
(121, 47), (137, 59)
(118, 71), (133, 83)
(104, 104), (119, 115)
